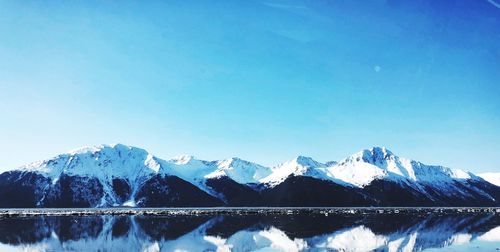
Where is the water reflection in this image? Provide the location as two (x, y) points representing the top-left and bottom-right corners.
(0, 212), (498, 251)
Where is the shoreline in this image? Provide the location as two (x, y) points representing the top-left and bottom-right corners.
(1, 207), (499, 217)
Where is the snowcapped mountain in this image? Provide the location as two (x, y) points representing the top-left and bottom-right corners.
(326, 147), (476, 187)
(18, 144), (162, 205)
(322, 147), (498, 206)
(8, 144), (271, 206)
(206, 157), (272, 184)
(0, 144), (224, 207)
(259, 156), (331, 187)
(0, 144), (498, 207)
(479, 172), (500, 186)
(21, 144), (160, 178)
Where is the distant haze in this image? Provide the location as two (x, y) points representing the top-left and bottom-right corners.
(0, 0), (499, 173)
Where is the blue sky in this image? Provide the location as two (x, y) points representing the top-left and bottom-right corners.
(0, 0), (499, 172)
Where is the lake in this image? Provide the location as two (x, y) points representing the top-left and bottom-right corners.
(0, 209), (498, 251)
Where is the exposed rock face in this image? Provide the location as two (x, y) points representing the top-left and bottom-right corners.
(0, 144), (498, 207)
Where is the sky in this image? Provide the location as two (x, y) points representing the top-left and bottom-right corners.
(0, 0), (499, 173)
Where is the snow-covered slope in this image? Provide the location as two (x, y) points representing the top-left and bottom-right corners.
(16, 145), (485, 190)
(205, 157), (272, 184)
(21, 144), (160, 180)
(257, 147), (481, 189)
(15, 144), (275, 205)
(3, 144), (498, 207)
(162, 155), (219, 193)
(478, 172), (500, 187)
(326, 147), (476, 187)
(19, 144), (164, 206)
(259, 156), (331, 186)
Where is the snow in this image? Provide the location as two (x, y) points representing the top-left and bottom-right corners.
(122, 200), (136, 207)
(478, 172), (500, 186)
(205, 157), (272, 184)
(325, 161), (338, 166)
(14, 144), (491, 201)
(326, 160), (387, 187)
(159, 157), (217, 193)
(20, 144), (163, 206)
(325, 147), (475, 188)
(478, 226), (500, 242)
(255, 147), (480, 189)
(169, 155), (195, 165)
(259, 147), (479, 189)
(259, 156), (331, 187)
(21, 144), (157, 180)
(16, 144), (274, 203)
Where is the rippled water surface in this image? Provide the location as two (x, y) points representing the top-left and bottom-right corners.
(0, 211), (499, 251)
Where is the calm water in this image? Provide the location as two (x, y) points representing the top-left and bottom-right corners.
(0, 211), (498, 251)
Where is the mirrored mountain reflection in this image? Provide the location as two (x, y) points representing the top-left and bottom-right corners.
(0, 212), (499, 251)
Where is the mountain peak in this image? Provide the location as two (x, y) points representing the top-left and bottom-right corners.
(365, 146), (394, 157)
(325, 161), (338, 167)
(67, 143), (148, 156)
(13, 144), (483, 192)
(22, 143), (152, 171)
(346, 147), (395, 165)
(169, 155), (195, 165)
(228, 157), (244, 163)
(259, 156), (328, 187)
(293, 156), (323, 167)
(217, 157), (249, 168)
(7, 144), (497, 208)
(208, 157), (272, 184)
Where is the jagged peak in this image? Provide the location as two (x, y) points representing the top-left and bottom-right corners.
(67, 143), (148, 156)
(169, 155), (195, 165)
(343, 147), (396, 164)
(364, 146), (394, 157)
(325, 161), (338, 167)
(217, 157), (256, 168)
(363, 147), (395, 163)
(225, 157), (245, 164)
(21, 144), (151, 170)
(13, 144), (480, 189)
(291, 155), (324, 167)
(333, 147), (477, 185)
(373, 146), (392, 153)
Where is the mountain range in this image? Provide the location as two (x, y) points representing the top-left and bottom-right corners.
(0, 144), (498, 207)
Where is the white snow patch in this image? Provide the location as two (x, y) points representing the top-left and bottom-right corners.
(205, 157), (272, 184)
(326, 161), (386, 187)
(478, 226), (500, 242)
(122, 200), (136, 207)
(478, 172), (500, 186)
(260, 156), (330, 187)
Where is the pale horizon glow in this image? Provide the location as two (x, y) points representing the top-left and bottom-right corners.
(0, 0), (499, 173)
